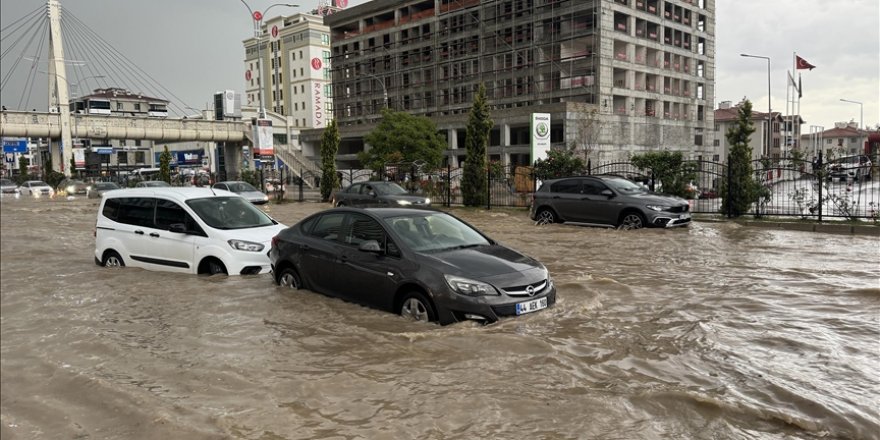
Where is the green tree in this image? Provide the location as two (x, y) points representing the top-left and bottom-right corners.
(159, 146), (173, 184)
(16, 155), (29, 184)
(320, 119), (340, 202)
(359, 108), (446, 175)
(462, 83), (493, 206)
(630, 150), (696, 198)
(532, 149), (586, 180)
(239, 169), (260, 188)
(69, 153), (77, 177)
(720, 100), (759, 217)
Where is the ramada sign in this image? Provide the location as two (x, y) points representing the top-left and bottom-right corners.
(313, 82), (325, 128)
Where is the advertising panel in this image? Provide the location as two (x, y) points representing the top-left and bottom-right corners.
(254, 118), (274, 155)
(530, 113), (551, 164)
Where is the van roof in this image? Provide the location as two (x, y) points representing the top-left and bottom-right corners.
(102, 187), (238, 201)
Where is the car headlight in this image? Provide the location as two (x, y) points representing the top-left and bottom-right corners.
(228, 239), (265, 252)
(646, 204), (670, 212)
(444, 274), (499, 296)
(66, 185), (75, 193)
(424, 198), (431, 204)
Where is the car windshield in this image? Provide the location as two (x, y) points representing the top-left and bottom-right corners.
(28, 181), (50, 187)
(95, 182), (120, 190)
(372, 182), (409, 196)
(605, 178), (646, 194)
(226, 182), (259, 193)
(388, 212), (490, 252)
(0, 179), (13, 186)
(186, 196), (275, 230)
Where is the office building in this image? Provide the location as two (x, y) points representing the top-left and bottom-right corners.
(318, 0), (716, 168)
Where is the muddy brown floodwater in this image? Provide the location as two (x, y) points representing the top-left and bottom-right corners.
(1, 196), (878, 440)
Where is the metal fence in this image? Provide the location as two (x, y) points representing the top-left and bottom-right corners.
(366, 153), (878, 221)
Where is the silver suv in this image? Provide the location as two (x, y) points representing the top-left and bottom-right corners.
(529, 175), (691, 229)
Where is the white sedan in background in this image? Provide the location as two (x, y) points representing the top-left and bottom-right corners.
(19, 180), (55, 198)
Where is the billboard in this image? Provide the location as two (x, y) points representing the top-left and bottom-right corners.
(254, 118), (274, 156)
(530, 113), (551, 164)
(73, 148), (86, 169)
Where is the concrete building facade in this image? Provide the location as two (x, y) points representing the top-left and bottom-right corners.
(315, 0), (716, 168)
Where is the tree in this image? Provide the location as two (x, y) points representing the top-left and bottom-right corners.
(320, 118), (340, 202)
(159, 146), (173, 184)
(532, 149), (586, 180)
(568, 107), (606, 163)
(630, 150), (696, 197)
(462, 83), (493, 206)
(720, 100), (759, 217)
(360, 108), (446, 175)
(16, 155), (29, 184)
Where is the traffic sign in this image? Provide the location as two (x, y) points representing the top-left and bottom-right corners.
(253, 11), (263, 21)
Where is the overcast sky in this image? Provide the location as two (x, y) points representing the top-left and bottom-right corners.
(1, 0), (877, 130)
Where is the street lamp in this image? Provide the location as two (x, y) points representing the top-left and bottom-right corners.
(240, 1), (299, 119)
(741, 53), (772, 157)
(363, 72), (388, 111)
(839, 99), (863, 130)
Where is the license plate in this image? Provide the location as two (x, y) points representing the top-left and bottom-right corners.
(515, 297), (548, 315)
(680, 213), (691, 220)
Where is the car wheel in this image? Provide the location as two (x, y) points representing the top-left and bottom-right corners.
(204, 259), (227, 275)
(618, 211), (646, 230)
(277, 267), (302, 290)
(399, 292), (437, 323)
(535, 208), (557, 225)
(103, 251), (125, 268)
(336, 201), (346, 207)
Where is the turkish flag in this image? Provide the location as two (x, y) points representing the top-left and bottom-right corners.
(796, 55), (816, 70)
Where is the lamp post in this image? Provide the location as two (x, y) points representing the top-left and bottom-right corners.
(839, 99), (863, 130)
(741, 53), (772, 157)
(363, 72), (388, 111)
(240, 1), (299, 119)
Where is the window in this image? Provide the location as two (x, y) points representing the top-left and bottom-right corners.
(134, 103), (141, 111)
(117, 151), (128, 164)
(116, 103), (123, 111)
(116, 197), (156, 228)
(583, 179), (609, 196)
(135, 151), (146, 164)
(550, 179), (581, 194)
(155, 199), (190, 230)
(308, 212), (345, 241)
(343, 213), (386, 247)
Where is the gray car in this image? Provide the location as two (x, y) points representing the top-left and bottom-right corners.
(0, 178), (20, 197)
(529, 175), (691, 229)
(213, 181), (269, 205)
(88, 181), (122, 198)
(333, 181), (430, 208)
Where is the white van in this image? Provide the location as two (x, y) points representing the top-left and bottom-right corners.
(94, 187), (286, 275)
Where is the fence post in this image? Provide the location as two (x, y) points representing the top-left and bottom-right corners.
(726, 154), (733, 218)
(587, 158), (592, 175)
(486, 162), (491, 210)
(649, 169), (655, 192)
(446, 162), (451, 207)
(817, 150), (823, 222)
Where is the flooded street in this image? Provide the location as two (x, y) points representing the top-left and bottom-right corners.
(1, 197), (878, 440)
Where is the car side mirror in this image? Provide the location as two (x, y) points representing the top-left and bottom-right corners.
(358, 240), (382, 253)
(169, 223), (188, 234)
(601, 189), (614, 198)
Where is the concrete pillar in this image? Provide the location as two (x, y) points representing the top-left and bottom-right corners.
(224, 142), (242, 180)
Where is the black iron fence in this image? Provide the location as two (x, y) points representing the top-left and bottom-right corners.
(368, 153), (878, 222)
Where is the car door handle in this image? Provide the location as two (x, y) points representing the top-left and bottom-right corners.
(134, 230), (144, 235)
(339, 255), (349, 263)
(149, 232), (160, 238)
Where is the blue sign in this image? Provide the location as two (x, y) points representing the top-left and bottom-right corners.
(2, 138), (27, 153)
(94, 147), (114, 155)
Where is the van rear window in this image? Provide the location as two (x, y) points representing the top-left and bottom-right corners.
(102, 198), (120, 221)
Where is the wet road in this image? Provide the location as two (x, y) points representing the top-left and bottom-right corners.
(1, 196), (878, 439)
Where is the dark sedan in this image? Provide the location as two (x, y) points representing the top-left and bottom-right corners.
(332, 181), (430, 208)
(269, 207), (555, 325)
(530, 175), (691, 229)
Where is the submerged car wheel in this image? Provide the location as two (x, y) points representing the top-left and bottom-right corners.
(619, 211), (646, 230)
(535, 208), (557, 225)
(203, 259), (227, 275)
(277, 267), (302, 290)
(399, 292), (437, 323)
(103, 251), (125, 268)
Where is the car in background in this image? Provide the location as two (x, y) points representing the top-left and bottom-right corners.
(0, 178), (20, 197)
(89, 181), (122, 198)
(19, 180), (55, 198)
(57, 178), (91, 196)
(530, 175), (690, 229)
(828, 155), (872, 182)
(95, 187), (286, 275)
(213, 181), (268, 205)
(269, 207), (555, 325)
(332, 181), (430, 208)
(135, 180), (171, 188)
